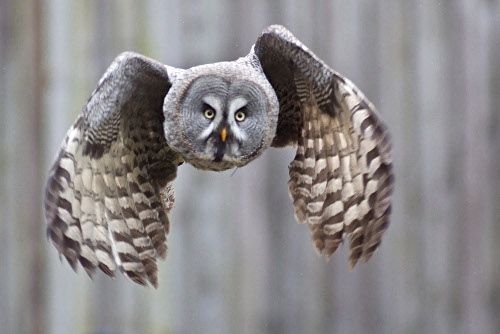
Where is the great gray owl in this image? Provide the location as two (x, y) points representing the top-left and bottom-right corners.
(45, 25), (393, 287)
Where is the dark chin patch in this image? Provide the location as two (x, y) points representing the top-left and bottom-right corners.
(213, 140), (226, 162)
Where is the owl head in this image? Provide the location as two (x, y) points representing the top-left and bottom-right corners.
(163, 61), (279, 171)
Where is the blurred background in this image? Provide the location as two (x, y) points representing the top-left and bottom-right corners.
(0, 0), (499, 333)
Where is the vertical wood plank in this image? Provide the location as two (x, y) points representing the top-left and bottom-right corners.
(2, 1), (46, 333)
(0, 1), (498, 333)
(415, 1), (457, 333)
(378, 1), (422, 332)
(490, 2), (500, 331)
(459, 1), (495, 333)
(0, 0), (12, 331)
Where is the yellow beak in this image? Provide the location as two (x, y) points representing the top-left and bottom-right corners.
(221, 127), (227, 142)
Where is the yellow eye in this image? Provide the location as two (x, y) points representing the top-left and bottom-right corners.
(204, 108), (215, 119)
(235, 111), (246, 122)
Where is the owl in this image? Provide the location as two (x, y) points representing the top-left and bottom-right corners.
(45, 25), (393, 287)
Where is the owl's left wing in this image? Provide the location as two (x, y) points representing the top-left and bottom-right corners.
(253, 25), (393, 268)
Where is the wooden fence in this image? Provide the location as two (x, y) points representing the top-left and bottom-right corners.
(0, 1), (498, 333)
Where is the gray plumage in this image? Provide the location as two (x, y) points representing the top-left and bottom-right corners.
(45, 25), (393, 287)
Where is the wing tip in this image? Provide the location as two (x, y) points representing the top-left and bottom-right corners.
(150, 277), (159, 289)
(98, 262), (116, 278)
(262, 24), (287, 34)
(348, 257), (360, 270)
(156, 244), (168, 260)
(83, 267), (96, 279)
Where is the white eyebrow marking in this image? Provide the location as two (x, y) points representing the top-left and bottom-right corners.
(228, 97), (248, 115)
(202, 95), (223, 114)
(227, 96), (248, 141)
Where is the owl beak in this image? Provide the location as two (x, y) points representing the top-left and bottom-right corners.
(220, 127), (227, 142)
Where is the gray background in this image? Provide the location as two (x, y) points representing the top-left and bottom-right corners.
(0, 1), (498, 333)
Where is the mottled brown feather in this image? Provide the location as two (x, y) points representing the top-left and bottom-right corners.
(44, 52), (179, 287)
(255, 25), (393, 268)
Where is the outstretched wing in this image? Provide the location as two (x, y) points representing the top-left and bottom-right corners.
(45, 52), (183, 287)
(254, 25), (393, 268)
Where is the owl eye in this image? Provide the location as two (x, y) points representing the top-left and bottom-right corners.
(235, 110), (246, 122)
(204, 108), (215, 119)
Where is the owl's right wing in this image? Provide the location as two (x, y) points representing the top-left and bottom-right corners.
(45, 52), (183, 288)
